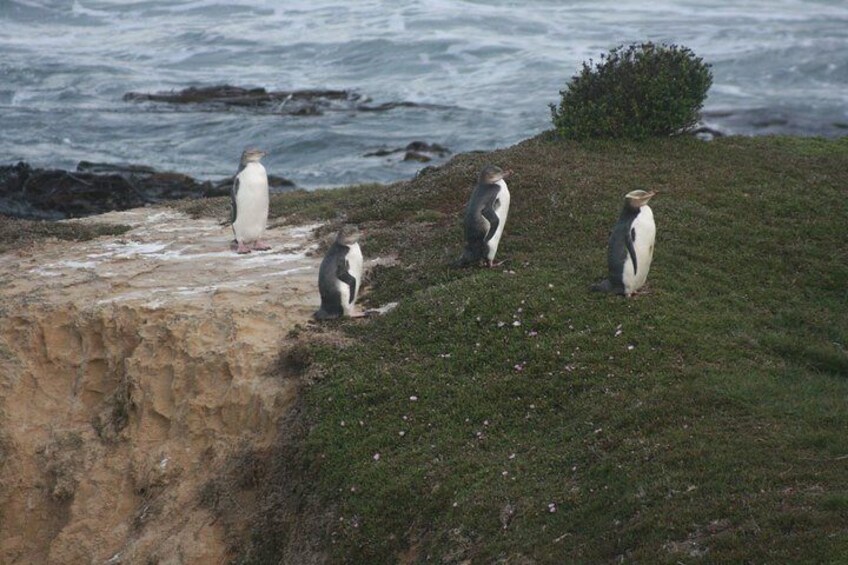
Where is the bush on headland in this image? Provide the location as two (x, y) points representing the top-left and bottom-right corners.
(551, 42), (713, 139)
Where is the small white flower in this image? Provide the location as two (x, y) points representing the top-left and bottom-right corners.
(409, 395), (418, 401)
(372, 453), (380, 461)
(548, 502), (557, 513)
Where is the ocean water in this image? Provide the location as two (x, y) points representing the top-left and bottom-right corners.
(1, 0), (846, 188)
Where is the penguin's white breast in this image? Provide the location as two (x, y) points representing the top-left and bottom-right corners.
(624, 206), (656, 292)
(339, 243), (364, 313)
(486, 180), (511, 259)
(234, 163), (269, 240)
(347, 243), (364, 287)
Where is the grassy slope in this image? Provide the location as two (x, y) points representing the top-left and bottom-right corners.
(227, 134), (848, 562)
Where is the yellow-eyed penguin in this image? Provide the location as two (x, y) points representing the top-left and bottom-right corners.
(314, 225), (364, 320)
(592, 189), (656, 297)
(458, 164), (513, 267)
(231, 147), (270, 254)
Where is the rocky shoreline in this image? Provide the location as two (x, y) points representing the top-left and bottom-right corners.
(0, 161), (295, 221)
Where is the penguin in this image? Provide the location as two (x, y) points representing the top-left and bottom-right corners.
(458, 164), (513, 267)
(231, 147), (270, 254)
(314, 225), (364, 320)
(592, 189), (657, 297)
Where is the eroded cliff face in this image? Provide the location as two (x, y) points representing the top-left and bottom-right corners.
(0, 209), (321, 563)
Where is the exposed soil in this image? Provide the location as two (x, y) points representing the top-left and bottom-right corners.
(0, 208), (322, 563)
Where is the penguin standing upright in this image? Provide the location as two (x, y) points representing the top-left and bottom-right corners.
(458, 164), (513, 267)
(314, 225), (364, 320)
(231, 147), (270, 254)
(592, 189), (657, 297)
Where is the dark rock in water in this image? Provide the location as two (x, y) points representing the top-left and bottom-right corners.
(403, 152), (432, 163)
(76, 161), (158, 174)
(357, 101), (452, 112)
(124, 84), (362, 116)
(124, 84), (452, 117)
(365, 140), (451, 164)
(0, 164), (149, 220)
(405, 141), (449, 155)
(123, 85), (354, 106)
(363, 149), (396, 158)
(0, 161), (296, 220)
(700, 108), (848, 138)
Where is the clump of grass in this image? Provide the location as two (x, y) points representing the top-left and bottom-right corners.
(0, 216), (131, 253)
(243, 134), (848, 562)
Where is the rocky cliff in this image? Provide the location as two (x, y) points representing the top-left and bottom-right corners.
(0, 208), (321, 563)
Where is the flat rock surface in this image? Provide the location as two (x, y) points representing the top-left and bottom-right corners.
(0, 207), (320, 311)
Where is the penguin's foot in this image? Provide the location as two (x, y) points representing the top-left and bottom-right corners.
(252, 240), (272, 251)
(590, 279), (610, 293)
(235, 242), (252, 254)
(487, 259), (506, 268)
(629, 286), (652, 298)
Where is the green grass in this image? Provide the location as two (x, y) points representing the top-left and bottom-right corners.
(232, 134), (848, 563)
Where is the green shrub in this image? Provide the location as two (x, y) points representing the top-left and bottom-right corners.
(551, 42), (713, 139)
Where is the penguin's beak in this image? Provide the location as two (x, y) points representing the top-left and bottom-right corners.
(501, 169), (513, 179)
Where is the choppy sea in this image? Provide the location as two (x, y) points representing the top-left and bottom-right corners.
(1, 0), (846, 187)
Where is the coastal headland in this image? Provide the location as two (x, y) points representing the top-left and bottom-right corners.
(1, 133), (846, 562)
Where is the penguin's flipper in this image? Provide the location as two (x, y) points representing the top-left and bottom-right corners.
(230, 176), (240, 226)
(625, 226), (638, 275)
(482, 200), (500, 242)
(337, 259), (357, 304)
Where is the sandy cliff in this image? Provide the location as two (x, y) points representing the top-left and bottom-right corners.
(0, 208), (321, 563)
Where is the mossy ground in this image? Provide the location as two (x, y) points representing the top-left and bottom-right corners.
(191, 134), (847, 562)
(0, 216), (131, 254)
